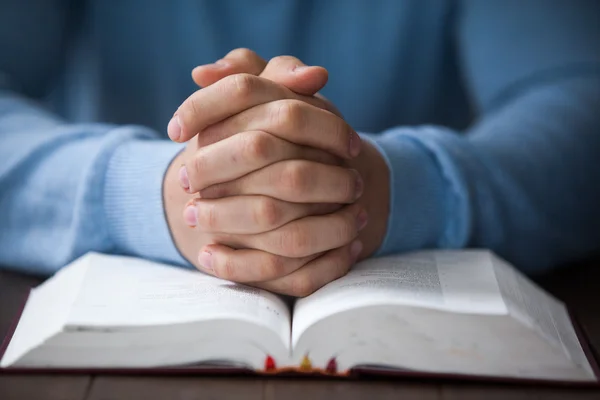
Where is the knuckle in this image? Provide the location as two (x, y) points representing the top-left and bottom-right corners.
(190, 153), (208, 185)
(188, 97), (201, 119)
(268, 55), (295, 68)
(231, 47), (255, 59)
(267, 56), (285, 67)
(280, 224), (311, 257)
(182, 91), (202, 120)
(290, 275), (314, 297)
(342, 170), (358, 202)
(229, 73), (256, 100)
(332, 119), (352, 150)
(216, 255), (238, 280)
(271, 100), (306, 132)
(333, 212), (357, 243)
(263, 254), (286, 279)
(255, 197), (282, 229)
(281, 161), (311, 194)
(242, 131), (273, 162)
(196, 203), (219, 231)
(191, 155), (204, 175)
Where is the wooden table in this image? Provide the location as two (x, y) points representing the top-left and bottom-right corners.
(2, 262), (600, 400)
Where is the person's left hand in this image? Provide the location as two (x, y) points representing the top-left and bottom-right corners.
(167, 51), (390, 296)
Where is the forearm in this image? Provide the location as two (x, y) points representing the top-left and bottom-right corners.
(0, 91), (187, 274)
(372, 75), (600, 273)
(465, 76), (600, 270)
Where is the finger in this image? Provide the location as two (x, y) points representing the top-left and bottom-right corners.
(182, 130), (339, 193)
(196, 243), (320, 283)
(169, 75), (357, 156)
(183, 195), (339, 234)
(224, 203), (367, 259)
(197, 99), (360, 159)
(199, 160), (364, 204)
(170, 74), (289, 143)
(255, 240), (363, 296)
(191, 48), (267, 88)
(259, 57), (338, 115)
(259, 55), (328, 96)
(192, 52), (329, 99)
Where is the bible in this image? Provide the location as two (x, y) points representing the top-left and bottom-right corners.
(1, 250), (598, 384)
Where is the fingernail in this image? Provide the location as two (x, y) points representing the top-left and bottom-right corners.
(356, 209), (368, 231)
(183, 205), (197, 227)
(207, 60), (230, 70)
(293, 65), (311, 73)
(353, 170), (364, 199)
(191, 66), (207, 76)
(215, 59), (230, 67)
(349, 131), (361, 158)
(193, 60), (229, 73)
(179, 166), (190, 191)
(167, 115), (182, 141)
(350, 240), (363, 262)
(198, 250), (213, 272)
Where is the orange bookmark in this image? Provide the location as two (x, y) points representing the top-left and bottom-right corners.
(300, 354), (312, 371)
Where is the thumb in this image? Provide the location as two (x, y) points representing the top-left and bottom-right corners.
(191, 48), (267, 88)
(192, 51), (328, 97)
(259, 55), (328, 96)
(259, 56), (341, 117)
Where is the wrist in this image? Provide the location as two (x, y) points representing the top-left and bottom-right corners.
(104, 138), (188, 266)
(361, 129), (451, 256)
(351, 138), (390, 259)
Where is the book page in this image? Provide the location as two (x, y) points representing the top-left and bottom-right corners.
(66, 253), (291, 347)
(0, 258), (89, 367)
(491, 256), (594, 377)
(292, 250), (506, 345)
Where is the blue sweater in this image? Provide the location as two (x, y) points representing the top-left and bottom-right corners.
(1, 0), (599, 275)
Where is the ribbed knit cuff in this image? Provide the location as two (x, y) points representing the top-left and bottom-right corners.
(104, 138), (189, 266)
(361, 129), (453, 256)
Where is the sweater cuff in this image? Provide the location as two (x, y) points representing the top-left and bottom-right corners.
(361, 128), (460, 256)
(104, 138), (189, 266)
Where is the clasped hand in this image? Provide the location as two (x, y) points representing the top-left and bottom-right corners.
(165, 49), (389, 296)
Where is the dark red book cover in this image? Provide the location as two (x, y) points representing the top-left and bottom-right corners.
(1, 290), (599, 387)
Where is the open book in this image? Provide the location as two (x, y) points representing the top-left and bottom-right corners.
(1, 250), (598, 384)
